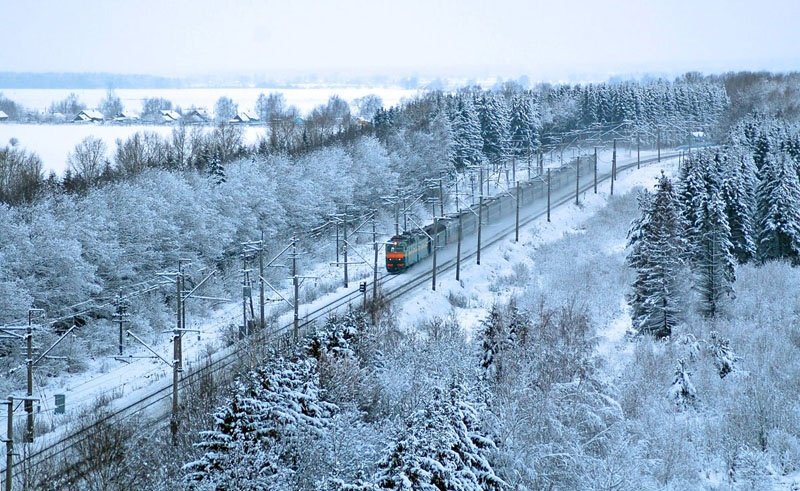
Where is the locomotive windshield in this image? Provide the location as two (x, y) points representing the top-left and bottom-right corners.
(386, 242), (404, 252)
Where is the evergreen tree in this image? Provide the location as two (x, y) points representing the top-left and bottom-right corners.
(756, 152), (800, 264)
(668, 359), (697, 410)
(508, 94), (539, 161)
(707, 331), (738, 379)
(693, 184), (736, 317)
(451, 97), (484, 170)
(626, 173), (685, 338)
(184, 356), (335, 489)
(209, 152), (226, 185)
(720, 151), (758, 263)
(374, 384), (506, 490)
(477, 94), (511, 168)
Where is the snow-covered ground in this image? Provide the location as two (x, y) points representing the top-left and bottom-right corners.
(24, 150), (676, 440)
(0, 86), (419, 175)
(0, 123), (266, 175)
(0, 87), (418, 116)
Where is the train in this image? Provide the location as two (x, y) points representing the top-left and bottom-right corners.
(384, 160), (595, 274)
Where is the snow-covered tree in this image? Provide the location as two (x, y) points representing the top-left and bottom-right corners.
(689, 153), (736, 317)
(214, 96), (238, 123)
(627, 173), (685, 338)
(183, 356), (335, 489)
(668, 359), (696, 410)
(477, 94), (511, 167)
(373, 383), (506, 490)
(720, 151), (758, 263)
(508, 94), (539, 161)
(208, 153), (225, 185)
(756, 152), (800, 264)
(707, 331), (738, 379)
(451, 97), (484, 170)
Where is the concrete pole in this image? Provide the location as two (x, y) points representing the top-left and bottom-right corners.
(515, 181), (520, 242)
(5, 397), (13, 491)
(292, 237), (299, 340)
(456, 212), (462, 281)
(477, 196), (483, 265)
(24, 312), (33, 444)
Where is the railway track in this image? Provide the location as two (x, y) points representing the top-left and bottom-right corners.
(11, 151), (680, 487)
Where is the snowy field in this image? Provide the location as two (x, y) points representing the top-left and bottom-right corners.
(0, 123), (266, 175)
(0, 86), (419, 175)
(0, 87), (419, 115)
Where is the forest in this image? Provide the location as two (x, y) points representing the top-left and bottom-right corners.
(3, 71), (800, 489)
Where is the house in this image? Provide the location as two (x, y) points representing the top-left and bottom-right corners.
(184, 108), (209, 124)
(159, 110), (182, 123)
(73, 110), (104, 122)
(0, 111), (8, 121)
(230, 111), (260, 123)
(114, 111), (140, 123)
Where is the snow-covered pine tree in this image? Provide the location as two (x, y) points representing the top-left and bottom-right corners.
(208, 152), (226, 185)
(373, 384), (506, 490)
(707, 331), (738, 379)
(693, 181), (736, 317)
(756, 152), (800, 264)
(720, 151), (758, 263)
(668, 359), (697, 410)
(477, 93), (511, 168)
(452, 97), (484, 170)
(183, 356), (335, 489)
(626, 173), (685, 338)
(508, 94), (536, 161)
(677, 151), (710, 261)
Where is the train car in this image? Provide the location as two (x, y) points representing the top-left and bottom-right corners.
(385, 222), (448, 273)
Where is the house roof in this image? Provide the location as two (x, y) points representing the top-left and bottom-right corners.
(74, 110), (104, 121)
(230, 111), (260, 123)
(0, 111), (7, 119)
(159, 110), (181, 121)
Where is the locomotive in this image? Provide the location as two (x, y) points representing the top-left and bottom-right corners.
(385, 221), (448, 274)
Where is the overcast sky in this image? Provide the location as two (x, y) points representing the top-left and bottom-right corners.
(3, 0), (798, 82)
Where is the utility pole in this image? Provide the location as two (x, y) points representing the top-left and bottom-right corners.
(259, 233), (265, 330)
(611, 139), (616, 196)
(24, 309), (42, 444)
(171, 323), (180, 445)
(402, 197), (408, 230)
(241, 261), (250, 338)
(477, 196), (483, 265)
(657, 127), (661, 162)
(593, 146), (598, 194)
(4, 397), (12, 491)
(637, 132), (641, 169)
(575, 155), (580, 206)
(372, 213), (378, 304)
(343, 206), (349, 288)
(456, 212), (462, 281)
(431, 216), (438, 291)
(547, 168), (551, 222)
(438, 178), (445, 217)
(538, 150), (543, 176)
(113, 291), (129, 356)
(515, 180), (520, 242)
(512, 157), (516, 185)
(292, 236), (299, 340)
